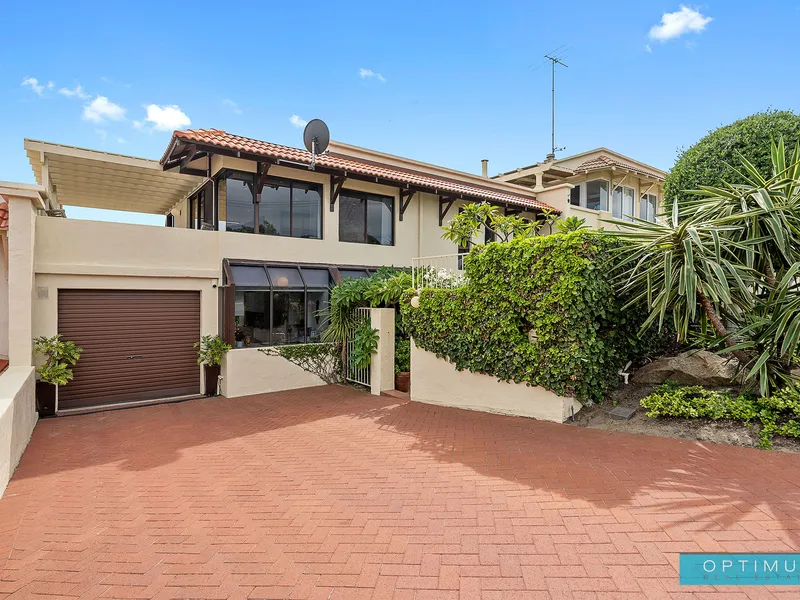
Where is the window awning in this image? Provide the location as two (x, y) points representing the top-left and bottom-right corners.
(25, 139), (203, 215)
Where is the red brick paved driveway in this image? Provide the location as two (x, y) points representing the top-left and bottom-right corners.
(2, 385), (800, 599)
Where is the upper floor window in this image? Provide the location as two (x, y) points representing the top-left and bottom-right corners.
(260, 177), (322, 239)
(339, 190), (394, 246)
(612, 185), (635, 221)
(640, 193), (658, 222)
(217, 171), (322, 239)
(220, 173), (256, 233)
(569, 180), (609, 212)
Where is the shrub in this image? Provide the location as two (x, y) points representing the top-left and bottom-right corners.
(402, 232), (669, 402)
(664, 110), (800, 209)
(194, 335), (231, 367)
(33, 335), (83, 386)
(641, 384), (800, 449)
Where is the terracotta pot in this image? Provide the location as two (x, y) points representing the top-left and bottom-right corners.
(36, 381), (57, 417)
(204, 364), (221, 396)
(395, 372), (411, 393)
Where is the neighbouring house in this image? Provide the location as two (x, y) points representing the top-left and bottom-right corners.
(492, 148), (666, 227)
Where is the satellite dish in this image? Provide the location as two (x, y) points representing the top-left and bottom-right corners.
(303, 119), (330, 155)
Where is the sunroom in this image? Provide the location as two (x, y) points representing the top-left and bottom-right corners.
(221, 259), (376, 348)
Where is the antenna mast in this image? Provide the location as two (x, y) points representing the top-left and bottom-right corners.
(543, 54), (567, 161)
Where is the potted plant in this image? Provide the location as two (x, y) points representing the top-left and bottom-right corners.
(394, 338), (411, 393)
(194, 335), (232, 396)
(235, 328), (245, 349)
(33, 335), (83, 416)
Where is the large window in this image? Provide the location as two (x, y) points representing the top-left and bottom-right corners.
(612, 185), (635, 221)
(339, 191), (394, 245)
(220, 173), (256, 233)
(640, 193), (658, 222)
(260, 177), (322, 239)
(218, 171), (322, 238)
(569, 180), (609, 211)
(585, 180), (609, 211)
(231, 264), (330, 346)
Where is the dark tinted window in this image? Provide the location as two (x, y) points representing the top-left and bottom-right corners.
(339, 191), (394, 245)
(224, 175), (255, 233)
(260, 177), (322, 239)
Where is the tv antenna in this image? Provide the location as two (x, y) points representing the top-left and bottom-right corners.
(303, 119), (330, 170)
(543, 53), (568, 161)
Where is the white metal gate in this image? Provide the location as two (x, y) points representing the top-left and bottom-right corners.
(346, 307), (372, 387)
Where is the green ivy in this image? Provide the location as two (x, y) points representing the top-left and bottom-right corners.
(640, 384), (800, 449)
(351, 324), (379, 369)
(401, 232), (668, 402)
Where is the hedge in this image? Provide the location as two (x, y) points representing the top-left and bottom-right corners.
(401, 232), (668, 402)
(664, 110), (800, 209)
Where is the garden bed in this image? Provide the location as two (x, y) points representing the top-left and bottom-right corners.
(569, 382), (800, 453)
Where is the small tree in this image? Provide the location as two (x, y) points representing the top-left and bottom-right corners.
(441, 202), (555, 248)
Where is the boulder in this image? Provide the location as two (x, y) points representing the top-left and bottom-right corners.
(632, 351), (738, 387)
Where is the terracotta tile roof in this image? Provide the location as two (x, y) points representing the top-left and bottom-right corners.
(574, 155), (664, 180)
(164, 129), (556, 213)
(0, 201), (8, 230)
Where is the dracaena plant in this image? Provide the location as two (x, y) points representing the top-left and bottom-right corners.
(605, 137), (800, 396)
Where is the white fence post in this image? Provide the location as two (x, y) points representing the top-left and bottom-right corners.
(369, 308), (395, 396)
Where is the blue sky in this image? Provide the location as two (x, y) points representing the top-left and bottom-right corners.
(1, 1), (797, 225)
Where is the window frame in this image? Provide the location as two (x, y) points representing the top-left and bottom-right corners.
(222, 260), (380, 346)
(229, 264), (329, 346)
(570, 179), (610, 212)
(612, 184), (636, 221)
(640, 193), (658, 222)
(259, 176), (323, 240)
(338, 189), (395, 246)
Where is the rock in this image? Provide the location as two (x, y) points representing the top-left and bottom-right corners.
(631, 350), (738, 387)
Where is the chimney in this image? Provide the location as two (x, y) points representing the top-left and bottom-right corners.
(481, 159), (489, 178)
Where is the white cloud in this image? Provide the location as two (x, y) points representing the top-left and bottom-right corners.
(289, 114), (307, 128)
(645, 44), (652, 53)
(21, 78), (54, 97)
(144, 104), (191, 131)
(222, 98), (242, 115)
(58, 84), (90, 99)
(359, 68), (386, 83)
(83, 96), (126, 123)
(117, 137), (127, 144)
(95, 129), (108, 144)
(649, 5), (712, 42)
(132, 120), (144, 130)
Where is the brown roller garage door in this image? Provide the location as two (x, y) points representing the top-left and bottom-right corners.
(58, 289), (201, 410)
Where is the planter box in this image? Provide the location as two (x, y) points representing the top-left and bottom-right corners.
(410, 340), (581, 423)
(204, 364), (221, 396)
(395, 372), (410, 393)
(35, 381), (57, 417)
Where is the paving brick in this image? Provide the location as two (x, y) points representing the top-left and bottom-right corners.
(1, 385), (799, 600)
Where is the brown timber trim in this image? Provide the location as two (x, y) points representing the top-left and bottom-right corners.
(330, 175), (346, 212)
(439, 196), (456, 226)
(399, 189), (415, 222)
(222, 259), (235, 346)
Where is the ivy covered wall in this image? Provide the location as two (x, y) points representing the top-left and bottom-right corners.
(402, 232), (662, 403)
